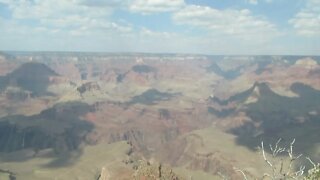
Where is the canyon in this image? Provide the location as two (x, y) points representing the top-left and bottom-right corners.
(0, 52), (319, 179)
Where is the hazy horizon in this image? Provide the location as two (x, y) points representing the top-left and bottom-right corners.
(2, 50), (320, 56)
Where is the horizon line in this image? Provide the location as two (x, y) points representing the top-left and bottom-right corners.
(1, 50), (320, 57)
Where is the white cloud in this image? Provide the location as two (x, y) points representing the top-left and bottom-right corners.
(140, 27), (173, 38)
(245, 0), (273, 4)
(0, 0), (132, 36)
(289, 0), (320, 37)
(173, 5), (279, 41)
(247, 0), (258, 5)
(129, 0), (185, 14)
(78, 0), (128, 7)
(3, 0), (113, 20)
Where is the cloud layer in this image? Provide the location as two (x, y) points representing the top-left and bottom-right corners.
(0, 0), (319, 54)
(130, 0), (185, 14)
(173, 5), (279, 40)
(289, 0), (320, 37)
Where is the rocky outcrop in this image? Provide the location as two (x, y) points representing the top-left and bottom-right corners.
(0, 169), (16, 180)
(295, 58), (318, 69)
(133, 161), (184, 180)
(97, 167), (110, 180)
(187, 152), (242, 179)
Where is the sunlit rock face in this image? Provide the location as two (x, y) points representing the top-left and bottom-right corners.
(295, 58), (318, 69)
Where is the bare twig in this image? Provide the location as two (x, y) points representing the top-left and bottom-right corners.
(259, 138), (307, 179)
(262, 173), (272, 179)
(261, 141), (274, 169)
(261, 141), (277, 178)
(270, 138), (283, 157)
(286, 139), (303, 177)
(306, 156), (317, 168)
(234, 167), (248, 180)
(217, 172), (228, 180)
(294, 165), (305, 177)
(279, 159), (284, 175)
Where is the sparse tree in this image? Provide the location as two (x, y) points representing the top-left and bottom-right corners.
(234, 138), (320, 180)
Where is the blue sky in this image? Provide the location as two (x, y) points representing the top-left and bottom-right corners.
(0, 0), (319, 55)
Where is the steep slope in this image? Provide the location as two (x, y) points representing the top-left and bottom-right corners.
(157, 127), (270, 179)
(0, 141), (132, 180)
(0, 62), (58, 96)
(0, 101), (94, 154)
(232, 82), (320, 136)
(206, 62), (241, 80)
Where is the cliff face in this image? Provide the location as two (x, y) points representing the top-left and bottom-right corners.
(0, 101), (94, 154)
(0, 122), (52, 152)
(0, 62), (58, 96)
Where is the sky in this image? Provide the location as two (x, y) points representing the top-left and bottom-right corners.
(0, 0), (319, 55)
